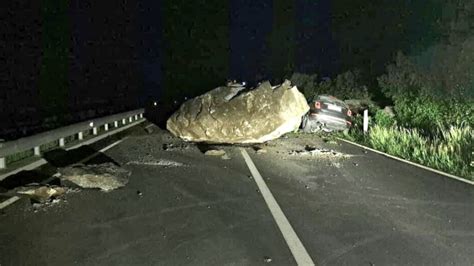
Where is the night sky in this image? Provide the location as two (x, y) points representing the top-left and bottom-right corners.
(1, 0), (462, 139)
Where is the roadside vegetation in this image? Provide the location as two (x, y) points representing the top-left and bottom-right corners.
(292, 47), (474, 180)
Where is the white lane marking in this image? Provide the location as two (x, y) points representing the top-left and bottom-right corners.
(0, 196), (20, 210)
(0, 137), (128, 210)
(0, 159), (48, 182)
(337, 138), (474, 186)
(240, 148), (315, 266)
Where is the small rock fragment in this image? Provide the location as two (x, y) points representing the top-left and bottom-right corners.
(17, 186), (66, 203)
(221, 154), (231, 160)
(264, 256), (272, 263)
(137, 190), (143, 196)
(256, 148), (267, 154)
(353, 162), (359, 166)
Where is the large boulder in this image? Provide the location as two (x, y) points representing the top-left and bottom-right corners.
(166, 80), (309, 144)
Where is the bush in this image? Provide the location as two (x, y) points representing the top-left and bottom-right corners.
(291, 70), (370, 101)
(390, 94), (473, 132)
(367, 125), (473, 180)
(378, 52), (474, 133)
(290, 73), (318, 100)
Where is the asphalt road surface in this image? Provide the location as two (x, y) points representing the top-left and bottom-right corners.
(1, 124), (473, 265)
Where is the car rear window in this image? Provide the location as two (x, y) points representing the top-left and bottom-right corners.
(316, 95), (347, 108)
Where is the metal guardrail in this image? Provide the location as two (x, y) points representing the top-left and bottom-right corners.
(0, 108), (145, 169)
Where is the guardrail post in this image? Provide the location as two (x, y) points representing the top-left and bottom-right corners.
(34, 146), (41, 156)
(59, 138), (65, 147)
(122, 119), (126, 125)
(93, 127), (98, 135)
(129, 117), (133, 123)
(134, 115), (138, 120)
(0, 157), (5, 169)
(140, 113), (143, 119)
(104, 124), (109, 131)
(114, 121), (119, 128)
(363, 109), (369, 133)
(78, 132), (83, 140)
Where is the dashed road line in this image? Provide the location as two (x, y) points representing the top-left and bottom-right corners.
(0, 196), (20, 210)
(240, 148), (315, 266)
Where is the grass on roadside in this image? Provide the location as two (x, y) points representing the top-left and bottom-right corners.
(345, 124), (473, 180)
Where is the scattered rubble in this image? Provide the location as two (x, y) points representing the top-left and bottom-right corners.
(127, 155), (184, 167)
(162, 143), (191, 151)
(14, 185), (81, 211)
(263, 256), (272, 263)
(253, 146), (267, 154)
(17, 186), (66, 203)
(221, 154), (231, 160)
(166, 80), (309, 143)
(59, 163), (130, 192)
(204, 149), (226, 156)
(31, 199), (63, 212)
(289, 146), (350, 158)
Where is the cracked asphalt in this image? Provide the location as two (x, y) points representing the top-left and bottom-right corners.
(1, 124), (473, 265)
